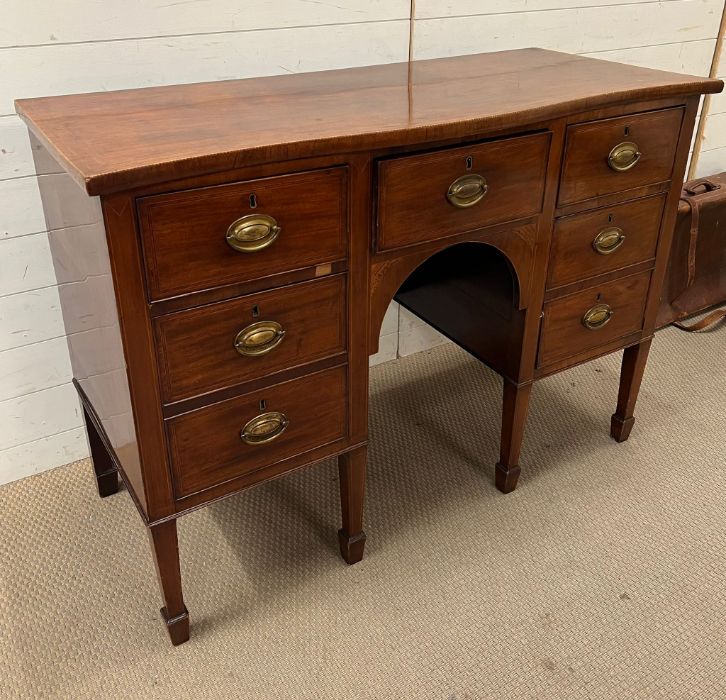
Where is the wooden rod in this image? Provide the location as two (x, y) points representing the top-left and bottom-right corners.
(408, 0), (416, 64)
(688, 3), (726, 179)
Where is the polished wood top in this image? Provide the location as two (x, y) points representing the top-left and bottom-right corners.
(17, 48), (722, 195)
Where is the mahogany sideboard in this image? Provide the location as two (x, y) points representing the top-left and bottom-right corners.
(16, 49), (722, 645)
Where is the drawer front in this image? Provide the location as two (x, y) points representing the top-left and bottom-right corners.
(377, 132), (550, 251)
(547, 195), (665, 289)
(138, 167), (347, 300)
(538, 271), (651, 367)
(558, 108), (683, 207)
(155, 275), (347, 403)
(168, 366), (347, 498)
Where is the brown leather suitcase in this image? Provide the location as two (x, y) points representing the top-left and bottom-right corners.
(657, 175), (726, 330)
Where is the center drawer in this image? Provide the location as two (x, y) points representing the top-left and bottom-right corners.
(167, 365), (347, 499)
(155, 275), (347, 403)
(138, 167), (347, 300)
(376, 132), (550, 251)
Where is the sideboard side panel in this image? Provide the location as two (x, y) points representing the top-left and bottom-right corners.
(642, 95), (701, 333)
(100, 191), (176, 521)
(31, 136), (147, 513)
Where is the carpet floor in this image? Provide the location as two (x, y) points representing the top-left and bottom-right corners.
(1, 325), (725, 699)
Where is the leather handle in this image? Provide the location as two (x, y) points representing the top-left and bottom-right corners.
(683, 178), (721, 196)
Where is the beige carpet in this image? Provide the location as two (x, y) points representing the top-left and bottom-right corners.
(1, 325), (725, 699)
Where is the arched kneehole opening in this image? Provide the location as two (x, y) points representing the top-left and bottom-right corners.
(394, 242), (525, 379)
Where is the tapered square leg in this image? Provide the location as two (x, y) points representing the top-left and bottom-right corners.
(82, 406), (119, 498)
(338, 446), (367, 564)
(495, 380), (532, 494)
(148, 519), (189, 646)
(611, 339), (652, 443)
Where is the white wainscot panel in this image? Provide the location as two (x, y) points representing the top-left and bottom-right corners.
(584, 39), (717, 76)
(0, 176), (44, 238)
(694, 146), (726, 176)
(1, 1), (410, 48)
(0, 286), (66, 352)
(412, 1), (723, 60)
(0, 336), (72, 402)
(370, 302), (400, 366)
(398, 308), (449, 357)
(415, 0), (687, 18)
(0, 232), (55, 297)
(370, 334), (398, 366)
(702, 113), (726, 150)
(707, 81), (726, 115)
(0, 382), (83, 452)
(0, 427), (87, 485)
(0, 115), (37, 180)
(379, 302), (400, 337)
(3, 20), (410, 114)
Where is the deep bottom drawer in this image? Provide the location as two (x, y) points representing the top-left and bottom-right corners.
(538, 271), (651, 367)
(167, 366), (347, 498)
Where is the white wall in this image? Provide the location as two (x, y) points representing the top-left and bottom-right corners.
(371, 0), (726, 367)
(694, 34), (726, 175)
(0, 1), (410, 484)
(2, 0), (725, 484)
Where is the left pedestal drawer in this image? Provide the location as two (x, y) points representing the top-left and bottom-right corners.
(167, 366), (348, 499)
(138, 167), (347, 300)
(155, 275), (347, 403)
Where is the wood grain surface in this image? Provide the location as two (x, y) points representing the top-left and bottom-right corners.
(16, 49), (721, 195)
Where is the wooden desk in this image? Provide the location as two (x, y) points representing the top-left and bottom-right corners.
(16, 49), (722, 645)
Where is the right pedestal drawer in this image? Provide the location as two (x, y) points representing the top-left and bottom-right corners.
(538, 271), (651, 368)
(558, 107), (683, 206)
(547, 194), (665, 289)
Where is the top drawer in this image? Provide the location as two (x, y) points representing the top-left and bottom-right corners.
(138, 168), (347, 300)
(376, 132), (550, 251)
(558, 107), (683, 207)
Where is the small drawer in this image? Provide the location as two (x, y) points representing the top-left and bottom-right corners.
(155, 275), (347, 403)
(167, 366), (347, 499)
(376, 132), (550, 251)
(547, 194), (665, 289)
(558, 108), (683, 207)
(138, 167), (347, 300)
(538, 271), (651, 368)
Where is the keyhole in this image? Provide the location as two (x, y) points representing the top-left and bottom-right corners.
(608, 213), (614, 223)
(624, 126), (630, 137)
(252, 305), (260, 318)
(249, 193), (257, 208)
(466, 156), (473, 171)
(596, 293), (602, 302)
(259, 399), (266, 411)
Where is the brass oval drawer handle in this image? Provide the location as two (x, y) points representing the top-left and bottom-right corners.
(226, 213), (281, 253)
(446, 173), (488, 208)
(240, 411), (289, 445)
(582, 303), (613, 330)
(234, 320), (286, 357)
(608, 141), (641, 172)
(592, 226), (626, 255)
